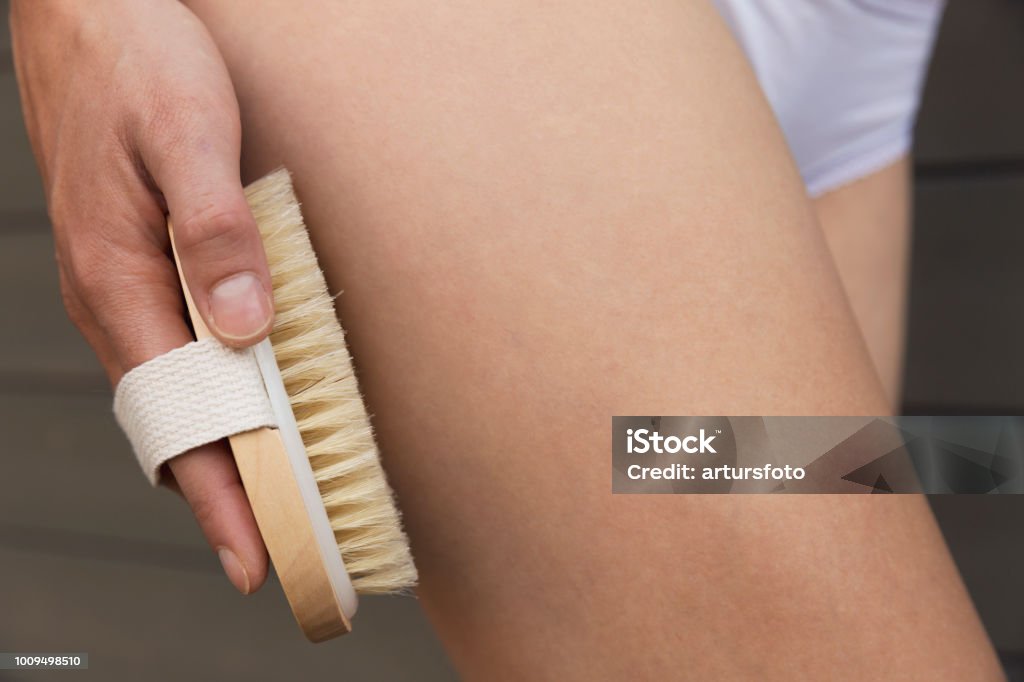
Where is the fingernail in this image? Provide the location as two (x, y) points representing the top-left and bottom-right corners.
(209, 272), (273, 340)
(217, 547), (251, 595)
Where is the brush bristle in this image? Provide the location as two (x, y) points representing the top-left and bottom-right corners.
(243, 168), (417, 594)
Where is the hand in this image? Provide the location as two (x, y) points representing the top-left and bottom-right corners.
(10, 0), (271, 594)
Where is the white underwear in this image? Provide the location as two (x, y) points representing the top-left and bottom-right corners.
(711, 0), (946, 196)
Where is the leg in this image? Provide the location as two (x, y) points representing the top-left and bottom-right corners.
(184, 1), (1000, 678)
(814, 158), (913, 408)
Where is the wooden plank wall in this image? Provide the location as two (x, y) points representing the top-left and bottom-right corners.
(0, 0), (1021, 677)
(909, 0), (1024, 669)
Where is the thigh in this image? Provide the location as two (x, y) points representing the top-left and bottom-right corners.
(814, 157), (912, 408)
(185, 1), (998, 678)
(192, 0), (884, 415)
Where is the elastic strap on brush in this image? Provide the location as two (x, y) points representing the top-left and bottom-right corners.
(113, 337), (278, 485)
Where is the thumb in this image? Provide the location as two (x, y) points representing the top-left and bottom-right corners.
(146, 136), (274, 349)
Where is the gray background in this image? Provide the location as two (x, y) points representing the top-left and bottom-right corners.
(1, 0), (1022, 679)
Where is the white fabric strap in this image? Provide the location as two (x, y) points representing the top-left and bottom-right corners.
(113, 338), (278, 485)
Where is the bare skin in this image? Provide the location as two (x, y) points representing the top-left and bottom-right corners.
(9, 0), (273, 595)
(178, 0), (999, 678)
(13, 0), (1000, 678)
(815, 157), (912, 408)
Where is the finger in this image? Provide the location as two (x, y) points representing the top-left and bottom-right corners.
(59, 196), (191, 382)
(167, 442), (270, 595)
(62, 177), (268, 595)
(142, 107), (274, 349)
(54, 273), (122, 384)
(75, 242), (270, 595)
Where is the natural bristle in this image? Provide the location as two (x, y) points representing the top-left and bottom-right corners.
(244, 169), (417, 594)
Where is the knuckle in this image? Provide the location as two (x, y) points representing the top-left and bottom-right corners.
(189, 490), (220, 529)
(56, 242), (97, 296)
(186, 475), (238, 530)
(56, 268), (90, 329)
(175, 207), (255, 258)
(61, 243), (113, 302)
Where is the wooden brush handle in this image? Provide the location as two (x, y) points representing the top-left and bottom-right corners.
(168, 225), (351, 641)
